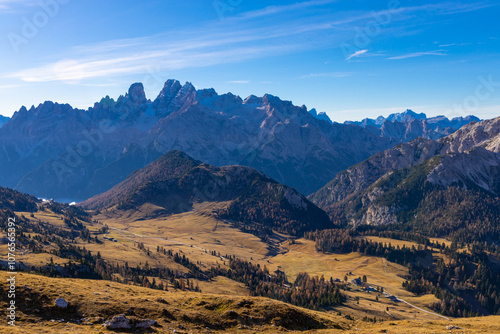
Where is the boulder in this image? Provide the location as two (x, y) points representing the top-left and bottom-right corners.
(446, 325), (463, 330)
(135, 319), (157, 328)
(55, 298), (68, 308)
(104, 314), (131, 329)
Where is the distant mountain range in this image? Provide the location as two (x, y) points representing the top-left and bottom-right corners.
(342, 109), (481, 142)
(81, 150), (331, 235)
(308, 107), (481, 142)
(344, 109), (479, 129)
(0, 80), (479, 202)
(309, 116), (500, 242)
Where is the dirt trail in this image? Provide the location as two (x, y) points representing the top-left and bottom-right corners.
(382, 259), (450, 320)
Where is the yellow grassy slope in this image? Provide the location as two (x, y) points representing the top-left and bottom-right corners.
(1, 272), (499, 333)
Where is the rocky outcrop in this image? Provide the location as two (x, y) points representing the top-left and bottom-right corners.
(104, 314), (131, 329)
(426, 147), (500, 196)
(440, 116), (500, 153)
(358, 205), (399, 226)
(127, 83), (147, 105)
(135, 319), (157, 328)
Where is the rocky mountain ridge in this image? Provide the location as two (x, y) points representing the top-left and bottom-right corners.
(344, 109), (480, 142)
(0, 80), (481, 202)
(345, 109), (479, 130)
(0, 80), (400, 201)
(309, 117), (500, 242)
(310, 117), (500, 207)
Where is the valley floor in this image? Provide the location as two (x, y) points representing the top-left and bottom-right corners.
(1, 203), (499, 332)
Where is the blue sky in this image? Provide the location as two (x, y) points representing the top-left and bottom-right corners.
(0, 0), (499, 122)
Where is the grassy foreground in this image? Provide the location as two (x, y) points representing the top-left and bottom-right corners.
(1, 271), (499, 333)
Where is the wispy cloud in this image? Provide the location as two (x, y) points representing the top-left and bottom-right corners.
(300, 72), (352, 78)
(9, 44), (297, 83)
(0, 0), (39, 11)
(5, 6), (365, 83)
(235, 0), (338, 20)
(228, 80), (250, 84)
(435, 1), (496, 15)
(346, 49), (368, 61)
(4, 1), (491, 83)
(388, 50), (447, 60)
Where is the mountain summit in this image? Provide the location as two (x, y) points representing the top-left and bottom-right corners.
(81, 150), (332, 235)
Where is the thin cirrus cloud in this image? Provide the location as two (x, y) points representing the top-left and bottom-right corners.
(234, 0), (339, 20)
(346, 49), (368, 61)
(6, 22), (313, 83)
(228, 80), (250, 84)
(6, 8), (381, 84)
(4, 1), (491, 83)
(0, 0), (39, 10)
(9, 45), (298, 83)
(4, 16), (361, 83)
(387, 51), (448, 60)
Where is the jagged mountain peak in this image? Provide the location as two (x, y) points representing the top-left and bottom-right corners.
(386, 109), (427, 123)
(9, 101), (77, 125)
(345, 109), (479, 130)
(308, 108), (333, 124)
(243, 94), (261, 104)
(156, 79), (182, 100)
(126, 82), (147, 104)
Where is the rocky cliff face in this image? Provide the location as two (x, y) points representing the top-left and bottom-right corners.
(426, 147), (500, 196)
(309, 137), (444, 207)
(310, 116), (500, 234)
(311, 117), (500, 208)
